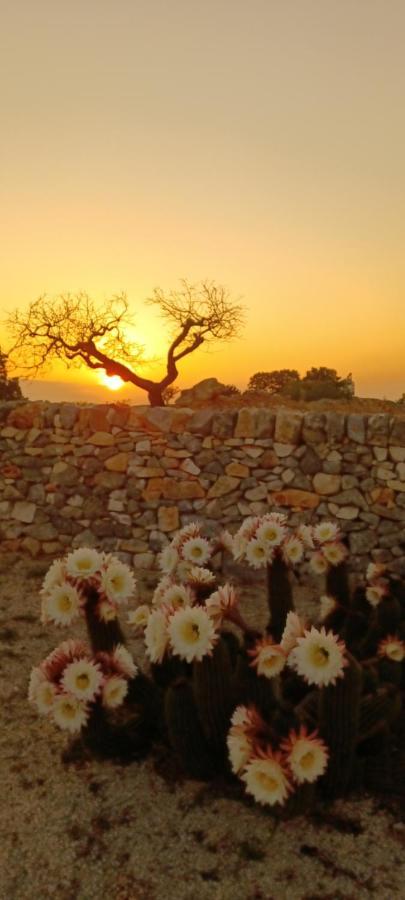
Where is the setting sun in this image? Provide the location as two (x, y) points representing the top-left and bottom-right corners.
(98, 373), (124, 391)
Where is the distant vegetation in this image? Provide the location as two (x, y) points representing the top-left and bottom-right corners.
(248, 367), (355, 402)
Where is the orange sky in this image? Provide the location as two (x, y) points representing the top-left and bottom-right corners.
(1, 1), (405, 402)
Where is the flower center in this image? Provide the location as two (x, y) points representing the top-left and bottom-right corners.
(76, 673), (90, 689)
(181, 621), (200, 643)
(257, 772), (279, 792)
(300, 751), (314, 770)
(59, 595), (72, 612)
(311, 645), (330, 667)
(62, 702), (76, 718)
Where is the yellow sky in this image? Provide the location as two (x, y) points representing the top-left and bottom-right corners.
(1, 0), (405, 401)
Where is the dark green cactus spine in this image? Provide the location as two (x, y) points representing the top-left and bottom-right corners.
(266, 556), (294, 642)
(84, 588), (125, 653)
(319, 652), (363, 797)
(192, 638), (235, 758)
(165, 678), (214, 778)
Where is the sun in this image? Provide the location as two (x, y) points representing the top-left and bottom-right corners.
(99, 372), (124, 391)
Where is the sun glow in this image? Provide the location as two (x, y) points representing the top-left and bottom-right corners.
(99, 373), (124, 391)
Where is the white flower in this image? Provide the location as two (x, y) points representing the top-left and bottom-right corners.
(171, 522), (202, 550)
(282, 537), (304, 565)
(65, 547), (103, 580)
(281, 727), (329, 784)
(246, 538), (272, 569)
(314, 522), (340, 544)
(241, 751), (292, 807)
(309, 551), (329, 575)
(232, 532), (248, 561)
(248, 639), (287, 678)
(97, 600), (118, 622)
(112, 645), (137, 678)
(181, 536), (212, 566)
(41, 639), (90, 682)
(41, 558), (66, 594)
(42, 582), (82, 626)
(53, 694), (89, 733)
(34, 680), (58, 714)
(144, 608), (170, 664)
(168, 606), (218, 663)
(128, 605), (150, 629)
(322, 542), (347, 566)
(28, 666), (46, 704)
(101, 559), (136, 604)
(319, 595), (337, 620)
(219, 530), (235, 553)
(288, 626), (347, 687)
(227, 705), (265, 774)
(62, 659), (103, 701)
(187, 566), (216, 586)
(256, 520), (286, 547)
(160, 583), (194, 610)
(365, 584), (386, 607)
(366, 562), (386, 582)
(102, 675), (128, 708)
(378, 636), (404, 662)
(152, 576), (174, 606)
(280, 612), (306, 654)
(227, 732), (254, 775)
(206, 583), (238, 622)
(296, 524), (314, 549)
(158, 545), (179, 574)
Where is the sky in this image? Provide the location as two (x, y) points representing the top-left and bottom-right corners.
(1, 0), (405, 402)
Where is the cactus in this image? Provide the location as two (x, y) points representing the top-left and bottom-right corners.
(266, 556), (294, 642)
(234, 653), (278, 720)
(319, 652), (363, 797)
(84, 588), (125, 653)
(165, 678), (215, 779)
(192, 638), (236, 760)
(326, 560), (351, 608)
(357, 686), (402, 742)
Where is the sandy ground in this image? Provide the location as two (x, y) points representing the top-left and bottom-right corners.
(0, 556), (404, 900)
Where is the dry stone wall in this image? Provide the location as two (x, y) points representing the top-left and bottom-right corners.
(1, 401), (405, 573)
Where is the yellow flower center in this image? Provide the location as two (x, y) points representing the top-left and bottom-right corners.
(181, 621), (200, 643)
(191, 547), (203, 558)
(300, 751), (314, 770)
(257, 771), (279, 792)
(76, 673), (90, 689)
(310, 645), (330, 667)
(78, 559), (92, 571)
(58, 595), (72, 612)
(62, 702), (76, 719)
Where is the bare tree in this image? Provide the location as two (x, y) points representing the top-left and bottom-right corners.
(6, 281), (244, 406)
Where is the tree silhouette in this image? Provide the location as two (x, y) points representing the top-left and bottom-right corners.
(0, 347), (24, 401)
(248, 369), (300, 394)
(7, 281), (244, 406)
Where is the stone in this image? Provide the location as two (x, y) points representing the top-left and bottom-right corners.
(26, 523), (58, 540)
(273, 443), (296, 458)
(87, 431), (114, 446)
(396, 463), (405, 480)
(134, 552), (155, 569)
(373, 447), (387, 461)
(0, 501), (11, 518)
(312, 473), (341, 495)
(243, 447), (264, 459)
(376, 466), (394, 481)
(226, 462), (249, 477)
(11, 501), (36, 524)
(105, 453), (128, 473)
(175, 377), (231, 406)
(274, 410), (303, 444)
(331, 488), (367, 510)
(51, 463), (78, 486)
(158, 506), (180, 532)
(162, 480), (205, 501)
(328, 503), (359, 520)
(349, 530), (377, 554)
(212, 412), (237, 438)
(281, 468), (295, 484)
(326, 412), (346, 441)
(269, 489), (320, 510)
(387, 480), (405, 492)
(21, 536), (41, 556)
(390, 419), (405, 445)
(136, 439), (151, 453)
(207, 476), (240, 499)
(367, 414), (389, 446)
(347, 414), (366, 443)
(255, 409), (275, 438)
(234, 408), (257, 438)
(389, 446), (405, 462)
(180, 459), (200, 475)
(302, 413), (326, 443)
(131, 466), (164, 477)
(341, 475), (358, 490)
(59, 404), (78, 429)
(93, 472), (126, 490)
(188, 409), (215, 435)
(300, 447), (321, 475)
(245, 486), (267, 501)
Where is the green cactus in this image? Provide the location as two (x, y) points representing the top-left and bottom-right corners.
(319, 652), (363, 797)
(234, 653), (278, 721)
(266, 556), (294, 642)
(165, 678), (215, 778)
(192, 638), (236, 759)
(326, 560), (351, 608)
(378, 658), (403, 687)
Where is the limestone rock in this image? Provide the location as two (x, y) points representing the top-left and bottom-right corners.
(347, 414), (366, 444)
(349, 530), (377, 554)
(390, 418), (405, 445)
(87, 431), (114, 446)
(207, 476), (240, 498)
(274, 410), (303, 444)
(312, 473), (341, 495)
(12, 501), (36, 524)
(175, 378), (231, 407)
(389, 446), (405, 462)
(226, 461), (249, 477)
(158, 506), (180, 532)
(270, 489), (320, 510)
(105, 453), (128, 473)
(367, 414), (389, 446)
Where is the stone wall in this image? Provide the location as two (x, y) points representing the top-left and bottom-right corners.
(1, 402), (405, 573)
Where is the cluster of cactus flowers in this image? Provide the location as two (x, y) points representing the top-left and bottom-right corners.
(29, 516), (405, 810)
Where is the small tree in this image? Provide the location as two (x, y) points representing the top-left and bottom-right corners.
(302, 367), (355, 400)
(0, 347), (24, 401)
(6, 281), (244, 407)
(247, 369), (300, 394)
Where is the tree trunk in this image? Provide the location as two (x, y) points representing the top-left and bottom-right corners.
(147, 384), (165, 406)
